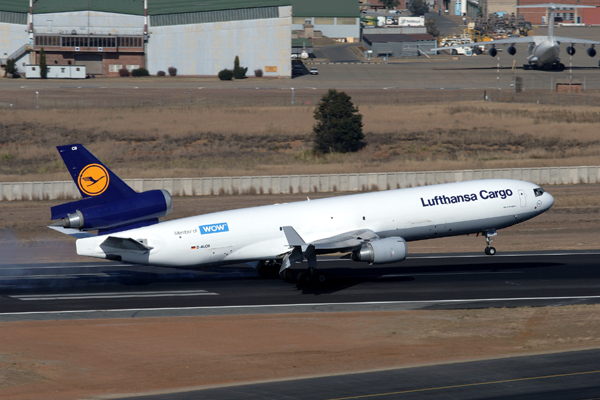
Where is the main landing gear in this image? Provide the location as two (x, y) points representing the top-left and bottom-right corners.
(296, 267), (327, 285)
(256, 261), (327, 284)
(484, 230), (497, 255)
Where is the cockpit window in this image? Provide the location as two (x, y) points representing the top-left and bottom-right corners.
(533, 188), (544, 197)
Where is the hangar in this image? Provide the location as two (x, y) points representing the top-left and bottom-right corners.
(0, 0), (292, 77)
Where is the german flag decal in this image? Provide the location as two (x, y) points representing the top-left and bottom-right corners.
(78, 164), (110, 196)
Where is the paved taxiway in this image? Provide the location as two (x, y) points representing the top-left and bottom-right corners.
(3, 26), (600, 93)
(1, 251), (600, 321)
(115, 348), (600, 400)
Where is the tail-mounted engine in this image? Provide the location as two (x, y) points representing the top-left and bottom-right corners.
(352, 237), (407, 264)
(51, 189), (173, 232)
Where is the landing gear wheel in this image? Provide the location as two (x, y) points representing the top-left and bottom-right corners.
(257, 264), (269, 278)
(315, 272), (327, 285)
(296, 272), (306, 284)
(281, 269), (295, 282)
(304, 273), (314, 285)
(485, 246), (496, 255)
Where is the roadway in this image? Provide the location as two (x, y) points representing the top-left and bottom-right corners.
(2, 251), (600, 321)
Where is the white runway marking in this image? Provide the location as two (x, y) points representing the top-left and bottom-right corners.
(11, 290), (218, 301)
(2, 295), (600, 317)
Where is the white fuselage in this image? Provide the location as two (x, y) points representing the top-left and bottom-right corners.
(76, 179), (554, 267)
(528, 38), (560, 67)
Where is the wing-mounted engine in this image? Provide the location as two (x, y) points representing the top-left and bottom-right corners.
(51, 189), (173, 233)
(588, 46), (596, 57)
(352, 237), (407, 264)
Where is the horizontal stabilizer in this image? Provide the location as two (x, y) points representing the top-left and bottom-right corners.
(100, 236), (153, 253)
(47, 225), (95, 239)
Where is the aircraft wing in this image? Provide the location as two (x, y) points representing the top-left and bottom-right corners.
(282, 226), (378, 250)
(554, 36), (600, 45)
(432, 36), (536, 52)
(311, 229), (379, 250)
(280, 226), (379, 272)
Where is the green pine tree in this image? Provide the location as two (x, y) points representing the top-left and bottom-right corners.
(313, 89), (364, 154)
(39, 47), (47, 79)
(233, 55), (247, 79)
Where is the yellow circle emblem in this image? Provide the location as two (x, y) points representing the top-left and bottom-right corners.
(78, 164), (110, 196)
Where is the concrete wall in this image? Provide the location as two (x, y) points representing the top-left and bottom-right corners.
(0, 22), (28, 68)
(147, 6), (292, 77)
(2, 166), (598, 201)
(32, 11), (144, 36)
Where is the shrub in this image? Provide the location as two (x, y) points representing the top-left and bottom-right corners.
(168, 66), (177, 76)
(254, 69), (263, 77)
(4, 58), (17, 77)
(131, 67), (150, 77)
(218, 69), (234, 81)
(157, 70), (166, 77)
(119, 68), (130, 77)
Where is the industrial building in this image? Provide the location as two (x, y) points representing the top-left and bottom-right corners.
(362, 31), (436, 58)
(291, 0), (360, 41)
(481, 0), (600, 24)
(0, 0), (292, 77)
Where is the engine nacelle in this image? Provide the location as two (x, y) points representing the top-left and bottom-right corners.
(588, 47), (596, 57)
(566, 46), (576, 56)
(351, 237), (407, 265)
(488, 47), (498, 57)
(56, 189), (173, 231)
(507, 46), (516, 56)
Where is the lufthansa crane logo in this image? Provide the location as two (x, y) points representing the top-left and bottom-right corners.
(78, 164), (109, 196)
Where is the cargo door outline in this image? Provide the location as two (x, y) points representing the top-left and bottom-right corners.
(518, 189), (526, 207)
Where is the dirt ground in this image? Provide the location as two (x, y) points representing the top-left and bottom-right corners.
(2, 307), (600, 400)
(1, 185), (599, 399)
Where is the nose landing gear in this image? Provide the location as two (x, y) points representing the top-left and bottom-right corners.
(484, 230), (497, 255)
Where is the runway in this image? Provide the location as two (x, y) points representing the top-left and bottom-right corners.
(118, 349), (600, 400)
(1, 251), (600, 321)
(2, 252), (600, 399)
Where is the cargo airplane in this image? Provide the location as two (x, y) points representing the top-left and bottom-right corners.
(50, 144), (554, 284)
(433, 3), (600, 71)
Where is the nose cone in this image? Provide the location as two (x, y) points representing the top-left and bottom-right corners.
(544, 192), (555, 211)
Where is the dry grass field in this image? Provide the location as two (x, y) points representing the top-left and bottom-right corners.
(1, 101), (600, 182)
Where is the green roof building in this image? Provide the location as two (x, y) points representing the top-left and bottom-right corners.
(290, 0), (360, 39)
(0, 0), (292, 77)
